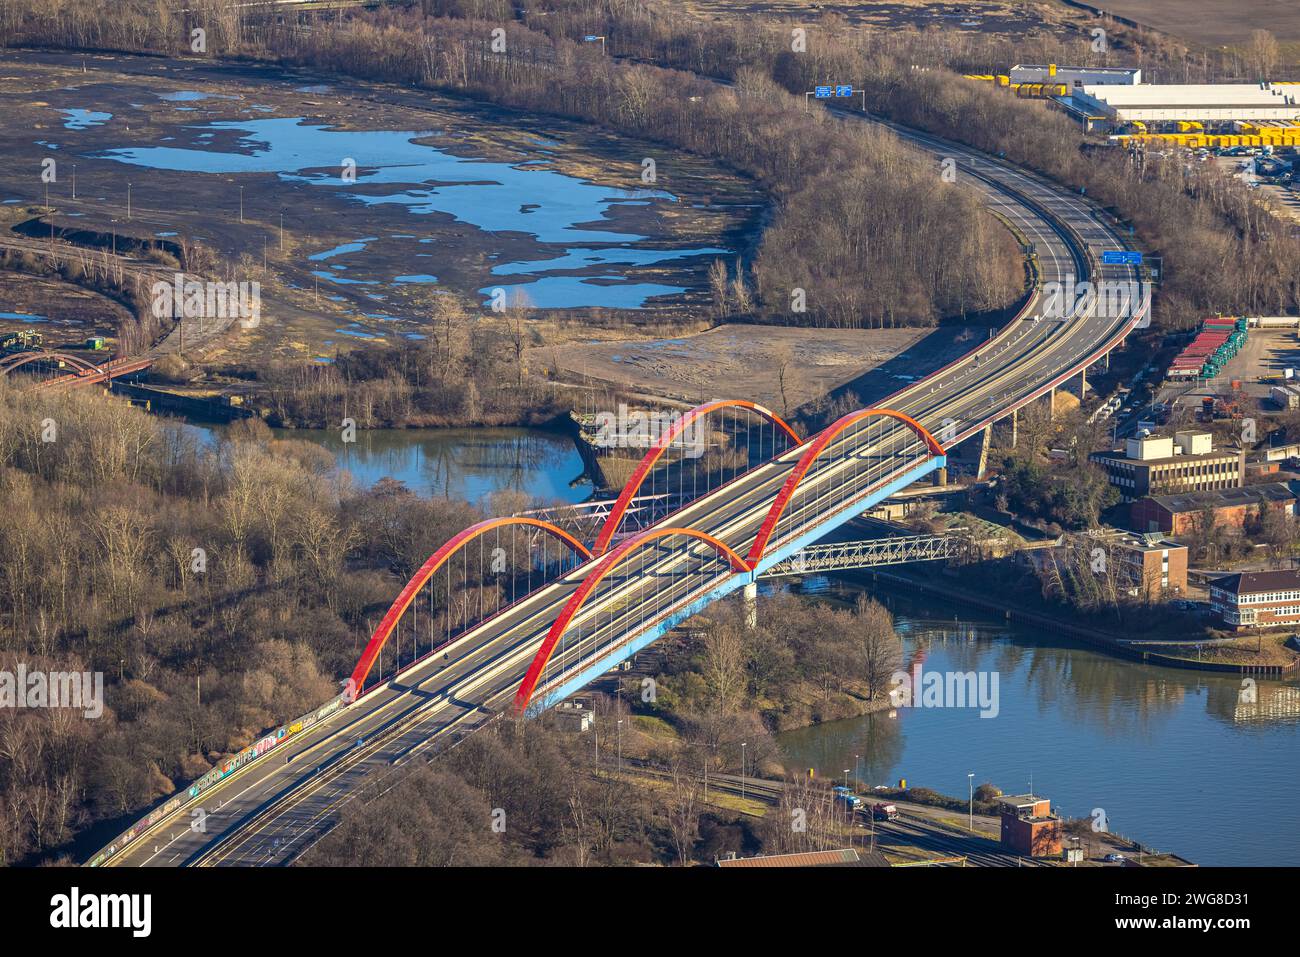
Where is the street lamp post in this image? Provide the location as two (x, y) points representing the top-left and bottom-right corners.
(740, 742), (747, 802)
(968, 772), (975, 832)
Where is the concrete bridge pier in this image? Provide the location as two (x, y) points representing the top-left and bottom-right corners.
(1010, 407), (1018, 449)
(743, 581), (758, 629)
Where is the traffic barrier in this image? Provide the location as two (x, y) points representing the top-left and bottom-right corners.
(86, 692), (349, 866)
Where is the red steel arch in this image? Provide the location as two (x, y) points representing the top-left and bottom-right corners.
(745, 408), (945, 566)
(591, 399), (800, 556)
(349, 517), (592, 697)
(514, 527), (751, 711)
(0, 351), (101, 377)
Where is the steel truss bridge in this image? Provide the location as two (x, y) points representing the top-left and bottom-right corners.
(89, 119), (1147, 868)
(762, 534), (982, 576)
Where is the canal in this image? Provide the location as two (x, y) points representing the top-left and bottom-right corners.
(776, 583), (1300, 867)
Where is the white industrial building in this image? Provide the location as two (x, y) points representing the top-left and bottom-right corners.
(1010, 64), (1141, 88)
(1076, 83), (1300, 123)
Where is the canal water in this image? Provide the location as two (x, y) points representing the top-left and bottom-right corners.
(776, 583), (1300, 866)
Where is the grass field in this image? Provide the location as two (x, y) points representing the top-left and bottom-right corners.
(1073, 0), (1300, 46)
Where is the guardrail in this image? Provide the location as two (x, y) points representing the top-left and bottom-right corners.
(86, 692), (349, 867)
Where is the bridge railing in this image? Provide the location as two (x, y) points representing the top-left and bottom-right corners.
(86, 691), (349, 867)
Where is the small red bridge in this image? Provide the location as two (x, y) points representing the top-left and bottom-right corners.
(0, 351), (154, 391)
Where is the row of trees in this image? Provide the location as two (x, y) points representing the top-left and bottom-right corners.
(243, 298), (565, 428)
(649, 590), (902, 741)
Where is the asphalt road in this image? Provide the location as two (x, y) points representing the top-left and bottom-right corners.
(97, 119), (1142, 868)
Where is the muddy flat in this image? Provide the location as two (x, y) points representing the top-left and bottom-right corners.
(0, 51), (760, 363)
(0, 267), (128, 345)
(528, 322), (982, 409)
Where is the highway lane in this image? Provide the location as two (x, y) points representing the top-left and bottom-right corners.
(98, 121), (1142, 868)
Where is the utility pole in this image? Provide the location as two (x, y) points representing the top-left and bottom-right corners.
(740, 742), (747, 802)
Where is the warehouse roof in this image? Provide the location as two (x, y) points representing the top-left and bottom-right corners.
(1081, 84), (1300, 108)
(1146, 482), (1296, 514)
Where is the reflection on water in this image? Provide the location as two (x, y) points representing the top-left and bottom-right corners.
(295, 427), (590, 505)
(89, 115), (727, 308)
(194, 424), (590, 507)
(776, 585), (1299, 866)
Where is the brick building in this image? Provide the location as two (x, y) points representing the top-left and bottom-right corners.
(1210, 569), (1300, 630)
(1113, 535), (1189, 599)
(1130, 482), (1298, 535)
(1025, 533), (1187, 600)
(998, 794), (1062, 858)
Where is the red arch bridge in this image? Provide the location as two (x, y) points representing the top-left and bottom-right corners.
(343, 401), (948, 714)
(87, 124), (1148, 867)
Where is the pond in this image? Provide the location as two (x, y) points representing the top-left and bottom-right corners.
(192, 423), (591, 507)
